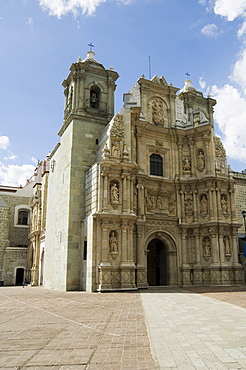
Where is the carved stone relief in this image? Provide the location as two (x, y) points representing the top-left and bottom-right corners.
(109, 230), (118, 253)
(214, 136), (226, 158)
(202, 236), (211, 258)
(110, 183), (119, 202)
(151, 98), (165, 125)
(110, 114), (125, 137)
(197, 149), (205, 171)
(145, 190), (176, 215)
(183, 156), (191, 172)
(200, 194), (208, 218)
(221, 194), (228, 216)
(223, 235), (231, 256)
(111, 141), (120, 157)
(184, 193), (193, 217)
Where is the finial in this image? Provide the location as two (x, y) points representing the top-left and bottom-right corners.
(185, 72), (190, 79)
(77, 56), (82, 62)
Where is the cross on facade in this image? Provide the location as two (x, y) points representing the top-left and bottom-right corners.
(88, 43), (94, 51)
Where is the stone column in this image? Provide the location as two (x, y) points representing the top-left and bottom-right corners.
(189, 140), (195, 176)
(181, 229), (188, 266)
(194, 230), (201, 265)
(78, 73), (85, 111)
(101, 171), (108, 212)
(210, 230), (219, 264)
(217, 188), (222, 220)
(101, 224), (109, 263)
(204, 136), (211, 174)
(218, 232), (225, 264)
(193, 189), (198, 222)
(232, 229), (240, 265)
(121, 224), (128, 263)
(137, 184), (144, 219)
(178, 142), (183, 176)
(122, 174), (127, 213)
(208, 188), (214, 220)
(180, 190), (185, 223)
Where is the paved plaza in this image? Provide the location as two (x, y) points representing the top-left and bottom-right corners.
(0, 286), (246, 369)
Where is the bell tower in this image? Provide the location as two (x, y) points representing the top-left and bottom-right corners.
(44, 49), (119, 291)
(60, 50), (119, 136)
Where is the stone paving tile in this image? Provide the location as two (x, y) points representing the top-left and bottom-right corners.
(0, 287), (155, 369)
(141, 287), (246, 369)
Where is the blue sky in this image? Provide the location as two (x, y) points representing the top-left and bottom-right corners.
(0, 0), (246, 186)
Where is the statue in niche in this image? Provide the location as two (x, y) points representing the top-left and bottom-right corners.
(221, 196), (228, 213)
(183, 157), (191, 171)
(200, 195), (208, 215)
(203, 237), (211, 256)
(197, 149), (205, 171)
(223, 236), (231, 255)
(152, 99), (164, 125)
(111, 183), (119, 202)
(193, 113), (200, 125)
(109, 232), (118, 253)
(111, 142), (120, 157)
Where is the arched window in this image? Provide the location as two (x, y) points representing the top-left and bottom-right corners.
(90, 85), (100, 109)
(150, 154), (163, 176)
(14, 205), (30, 228)
(18, 210), (28, 225)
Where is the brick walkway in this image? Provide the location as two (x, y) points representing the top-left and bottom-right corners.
(1, 286), (246, 369)
(0, 287), (155, 369)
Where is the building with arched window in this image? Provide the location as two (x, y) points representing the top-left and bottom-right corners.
(39, 49), (245, 292)
(1, 49), (246, 289)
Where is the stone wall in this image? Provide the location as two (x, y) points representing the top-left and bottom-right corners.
(1, 194), (30, 246)
(234, 172), (246, 234)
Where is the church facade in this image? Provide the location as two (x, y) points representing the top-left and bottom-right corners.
(35, 50), (243, 292)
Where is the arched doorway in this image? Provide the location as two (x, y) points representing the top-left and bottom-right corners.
(147, 239), (168, 286)
(15, 268), (24, 285)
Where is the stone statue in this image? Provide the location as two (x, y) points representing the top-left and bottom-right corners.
(193, 113), (200, 125)
(221, 196), (228, 213)
(109, 232), (118, 252)
(197, 150), (205, 171)
(152, 99), (164, 125)
(223, 235), (231, 255)
(203, 237), (211, 256)
(200, 195), (208, 214)
(111, 183), (119, 202)
(183, 157), (191, 171)
(111, 142), (120, 157)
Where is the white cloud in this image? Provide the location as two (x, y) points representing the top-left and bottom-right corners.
(201, 23), (220, 37)
(199, 76), (207, 90)
(214, 0), (246, 21)
(230, 49), (246, 94)
(26, 17), (34, 27)
(0, 136), (10, 150)
(4, 155), (18, 161)
(0, 162), (35, 187)
(38, 0), (133, 17)
(211, 84), (246, 162)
